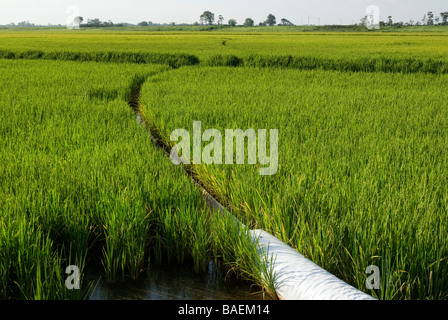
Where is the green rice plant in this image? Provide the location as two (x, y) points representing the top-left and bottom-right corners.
(101, 210), (148, 281)
(206, 54), (243, 67)
(210, 212), (278, 299)
(189, 212), (213, 274)
(0, 59), (183, 297)
(0, 53), (280, 300)
(2, 30), (448, 62)
(5, 217), (87, 300)
(152, 205), (210, 272)
(0, 216), (13, 299)
(3, 30), (448, 73)
(0, 49), (199, 68)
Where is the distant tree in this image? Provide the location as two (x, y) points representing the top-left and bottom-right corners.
(201, 11), (215, 25)
(86, 18), (101, 27)
(103, 20), (114, 27)
(74, 16), (83, 25)
(228, 19), (237, 26)
(87, 18), (101, 26)
(440, 12), (448, 25)
(422, 14), (427, 25)
(280, 18), (293, 26)
(408, 19), (414, 26)
(244, 18), (254, 27)
(387, 16), (393, 26)
(266, 14), (276, 26)
(435, 16), (440, 25)
(17, 21), (35, 27)
(259, 21), (267, 26)
(218, 15), (224, 25)
(360, 16), (368, 27)
(138, 21), (149, 26)
(83, 18), (116, 28)
(427, 11), (434, 25)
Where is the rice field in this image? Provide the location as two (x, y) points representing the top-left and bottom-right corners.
(0, 29), (447, 300)
(2, 30), (448, 72)
(139, 67), (448, 300)
(0, 59), (269, 300)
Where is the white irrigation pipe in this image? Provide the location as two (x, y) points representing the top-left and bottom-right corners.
(250, 229), (376, 300)
(202, 189), (376, 301)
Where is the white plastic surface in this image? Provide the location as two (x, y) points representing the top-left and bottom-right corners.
(250, 229), (376, 300)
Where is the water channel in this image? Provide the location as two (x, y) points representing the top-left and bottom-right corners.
(87, 261), (270, 300)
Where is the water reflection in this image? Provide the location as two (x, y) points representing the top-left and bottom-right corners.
(88, 261), (269, 300)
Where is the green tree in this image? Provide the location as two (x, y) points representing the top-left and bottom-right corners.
(201, 11), (215, 25)
(440, 11), (448, 26)
(360, 16), (368, 27)
(228, 19), (237, 26)
(281, 18), (293, 26)
(244, 18), (254, 27)
(86, 18), (101, 27)
(387, 15), (393, 26)
(266, 14), (276, 26)
(427, 11), (434, 25)
(440, 12), (448, 25)
(138, 21), (149, 26)
(74, 16), (83, 25)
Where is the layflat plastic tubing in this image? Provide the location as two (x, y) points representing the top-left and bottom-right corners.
(250, 229), (376, 300)
(202, 188), (376, 300)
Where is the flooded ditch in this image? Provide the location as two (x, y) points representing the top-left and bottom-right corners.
(86, 261), (270, 300)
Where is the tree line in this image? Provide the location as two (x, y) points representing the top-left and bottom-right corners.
(70, 12), (292, 29)
(196, 11), (292, 27)
(4, 10), (448, 29)
(361, 11), (448, 27)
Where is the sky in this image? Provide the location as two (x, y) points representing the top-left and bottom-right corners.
(0, 0), (447, 26)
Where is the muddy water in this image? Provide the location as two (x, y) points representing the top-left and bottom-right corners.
(87, 261), (270, 300)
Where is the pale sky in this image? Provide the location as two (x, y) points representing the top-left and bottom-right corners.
(0, 0), (447, 26)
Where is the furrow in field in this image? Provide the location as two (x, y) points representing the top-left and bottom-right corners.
(126, 70), (247, 235)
